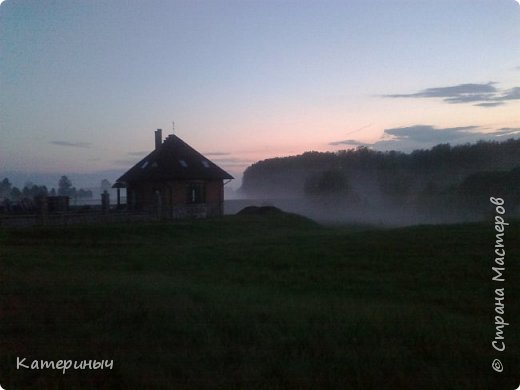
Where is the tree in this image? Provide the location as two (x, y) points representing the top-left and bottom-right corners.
(22, 185), (31, 198)
(304, 169), (349, 196)
(10, 187), (22, 201)
(58, 176), (72, 196)
(101, 179), (112, 192)
(21, 184), (48, 199)
(0, 178), (12, 198)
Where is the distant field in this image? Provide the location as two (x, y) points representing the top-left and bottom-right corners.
(1, 214), (519, 389)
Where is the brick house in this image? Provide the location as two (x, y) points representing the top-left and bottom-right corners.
(114, 129), (233, 218)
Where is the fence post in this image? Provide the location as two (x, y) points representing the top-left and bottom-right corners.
(41, 196), (48, 225)
(101, 191), (110, 214)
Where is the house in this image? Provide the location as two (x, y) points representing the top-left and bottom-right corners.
(113, 129), (233, 218)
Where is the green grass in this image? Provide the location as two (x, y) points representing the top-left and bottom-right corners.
(1, 214), (519, 389)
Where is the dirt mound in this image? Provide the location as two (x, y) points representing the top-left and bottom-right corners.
(236, 206), (284, 216)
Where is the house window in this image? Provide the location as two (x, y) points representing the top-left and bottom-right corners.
(186, 182), (205, 204)
(201, 160), (210, 168)
(179, 159), (188, 168)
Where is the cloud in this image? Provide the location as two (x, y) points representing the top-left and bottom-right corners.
(474, 102), (505, 108)
(384, 82), (520, 107)
(374, 125), (520, 151)
(211, 157), (255, 167)
(331, 125), (520, 152)
(50, 141), (91, 148)
(497, 87), (520, 101)
(384, 83), (497, 103)
(212, 157), (254, 163)
(203, 152), (231, 156)
(444, 94), (497, 104)
(127, 151), (148, 156)
(329, 139), (370, 146)
(383, 125), (479, 142)
(113, 159), (140, 166)
(386, 83), (497, 99)
(494, 127), (520, 136)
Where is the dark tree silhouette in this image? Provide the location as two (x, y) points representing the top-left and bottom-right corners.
(304, 169), (349, 196)
(0, 178), (12, 198)
(101, 179), (111, 192)
(58, 176), (72, 196)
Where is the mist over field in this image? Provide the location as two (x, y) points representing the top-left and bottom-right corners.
(233, 139), (520, 226)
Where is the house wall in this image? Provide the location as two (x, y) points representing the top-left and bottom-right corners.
(204, 180), (224, 217)
(127, 179), (224, 218)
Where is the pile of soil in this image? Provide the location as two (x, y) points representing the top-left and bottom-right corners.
(236, 206), (284, 216)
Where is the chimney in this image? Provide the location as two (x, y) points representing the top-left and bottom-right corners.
(155, 129), (162, 150)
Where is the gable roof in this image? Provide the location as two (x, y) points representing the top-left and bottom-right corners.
(114, 134), (233, 186)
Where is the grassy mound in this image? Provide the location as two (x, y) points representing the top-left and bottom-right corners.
(236, 205), (284, 215)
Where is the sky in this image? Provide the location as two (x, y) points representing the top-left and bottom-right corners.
(1, 0), (520, 189)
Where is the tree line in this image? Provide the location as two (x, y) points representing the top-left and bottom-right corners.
(0, 176), (96, 202)
(240, 138), (520, 210)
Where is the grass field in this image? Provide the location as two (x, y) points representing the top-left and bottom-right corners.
(1, 214), (519, 389)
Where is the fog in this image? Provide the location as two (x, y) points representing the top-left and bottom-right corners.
(233, 140), (520, 227)
(225, 193), (491, 227)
